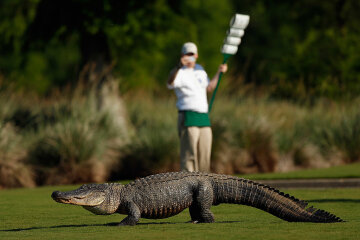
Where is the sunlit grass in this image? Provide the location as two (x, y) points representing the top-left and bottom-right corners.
(241, 162), (360, 180)
(0, 184), (359, 240)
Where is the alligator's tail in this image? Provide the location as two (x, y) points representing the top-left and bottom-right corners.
(212, 176), (343, 223)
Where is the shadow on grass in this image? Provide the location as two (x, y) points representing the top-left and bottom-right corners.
(308, 199), (360, 203)
(1, 221), (242, 232)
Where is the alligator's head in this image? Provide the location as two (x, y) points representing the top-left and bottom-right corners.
(51, 183), (123, 215)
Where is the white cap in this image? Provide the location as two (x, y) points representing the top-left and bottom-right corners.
(181, 42), (198, 55)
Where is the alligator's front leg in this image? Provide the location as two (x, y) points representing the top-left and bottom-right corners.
(119, 201), (141, 226)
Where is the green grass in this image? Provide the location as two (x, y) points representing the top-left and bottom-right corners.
(241, 162), (360, 180)
(1, 185), (360, 240)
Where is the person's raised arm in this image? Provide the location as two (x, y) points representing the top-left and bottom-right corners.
(167, 55), (195, 87)
(207, 64), (228, 92)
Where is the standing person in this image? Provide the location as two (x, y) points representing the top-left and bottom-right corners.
(167, 42), (228, 172)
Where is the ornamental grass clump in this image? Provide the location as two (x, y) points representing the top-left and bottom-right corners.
(113, 126), (179, 179)
(111, 95), (179, 180)
(0, 93), (36, 188)
(211, 97), (279, 173)
(26, 84), (127, 185)
(233, 116), (278, 173)
(29, 121), (109, 185)
(320, 111), (360, 163)
(0, 122), (35, 188)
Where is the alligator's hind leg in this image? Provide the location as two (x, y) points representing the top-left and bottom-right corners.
(189, 204), (201, 223)
(189, 180), (214, 223)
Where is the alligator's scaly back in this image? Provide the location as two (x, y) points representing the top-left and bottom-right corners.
(210, 174), (343, 223)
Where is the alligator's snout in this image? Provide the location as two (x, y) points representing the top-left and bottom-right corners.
(51, 184), (108, 207)
(51, 191), (61, 199)
(51, 191), (71, 203)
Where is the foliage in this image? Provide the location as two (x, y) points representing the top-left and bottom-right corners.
(209, 95), (360, 173)
(0, 121), (35, 188)
(241, 162), (360, 180)
(0, 0), (232, 93)
(1, 1), (359, 99)
(27, 92), (126, 185)
(231, 0), (360, 99)
(118, 94), (360, 176)
(319, 112), (360, 163)
(0, 82), (129, 187)
(2, 88), (360, 187)
(110, 94), (179, 179)
(0, 92), (36, 188)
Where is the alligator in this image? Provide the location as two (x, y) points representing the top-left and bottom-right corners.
(51, 172), (343, 225)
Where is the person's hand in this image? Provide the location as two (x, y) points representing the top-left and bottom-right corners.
(175, 56), (189, 69)
(180, 55), (191, 67)
(180, 54), (197, 68)
(219, 64), (228, 73)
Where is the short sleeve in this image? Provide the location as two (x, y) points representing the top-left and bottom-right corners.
(172, 68), (184, 88)
(194, 65), (209, 88)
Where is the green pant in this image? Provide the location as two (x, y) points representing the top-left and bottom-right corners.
(178, 112), (212, 172)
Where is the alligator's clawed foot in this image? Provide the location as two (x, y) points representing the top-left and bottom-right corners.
(185, 220), (199, 224)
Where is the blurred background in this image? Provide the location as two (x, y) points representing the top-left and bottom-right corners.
(1, 0), (360, 188)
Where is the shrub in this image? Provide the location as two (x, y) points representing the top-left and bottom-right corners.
(25, 82), (128, 185)
(3, 88), (360, 187)
(320, 112), (360, 163)
(0, 122), (35, 188)
(111, 126), (179, 180)
(111, 95), (179, 180)
(211, 97), (279, 173)
(28, 106), (123, 185)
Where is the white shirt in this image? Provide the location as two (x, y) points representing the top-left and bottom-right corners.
(168, 64), (209, 113)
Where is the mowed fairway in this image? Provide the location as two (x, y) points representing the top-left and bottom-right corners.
(1, 184), (359, 240)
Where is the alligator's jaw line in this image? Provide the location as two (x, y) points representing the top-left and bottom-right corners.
(51, 191), (105, 206)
